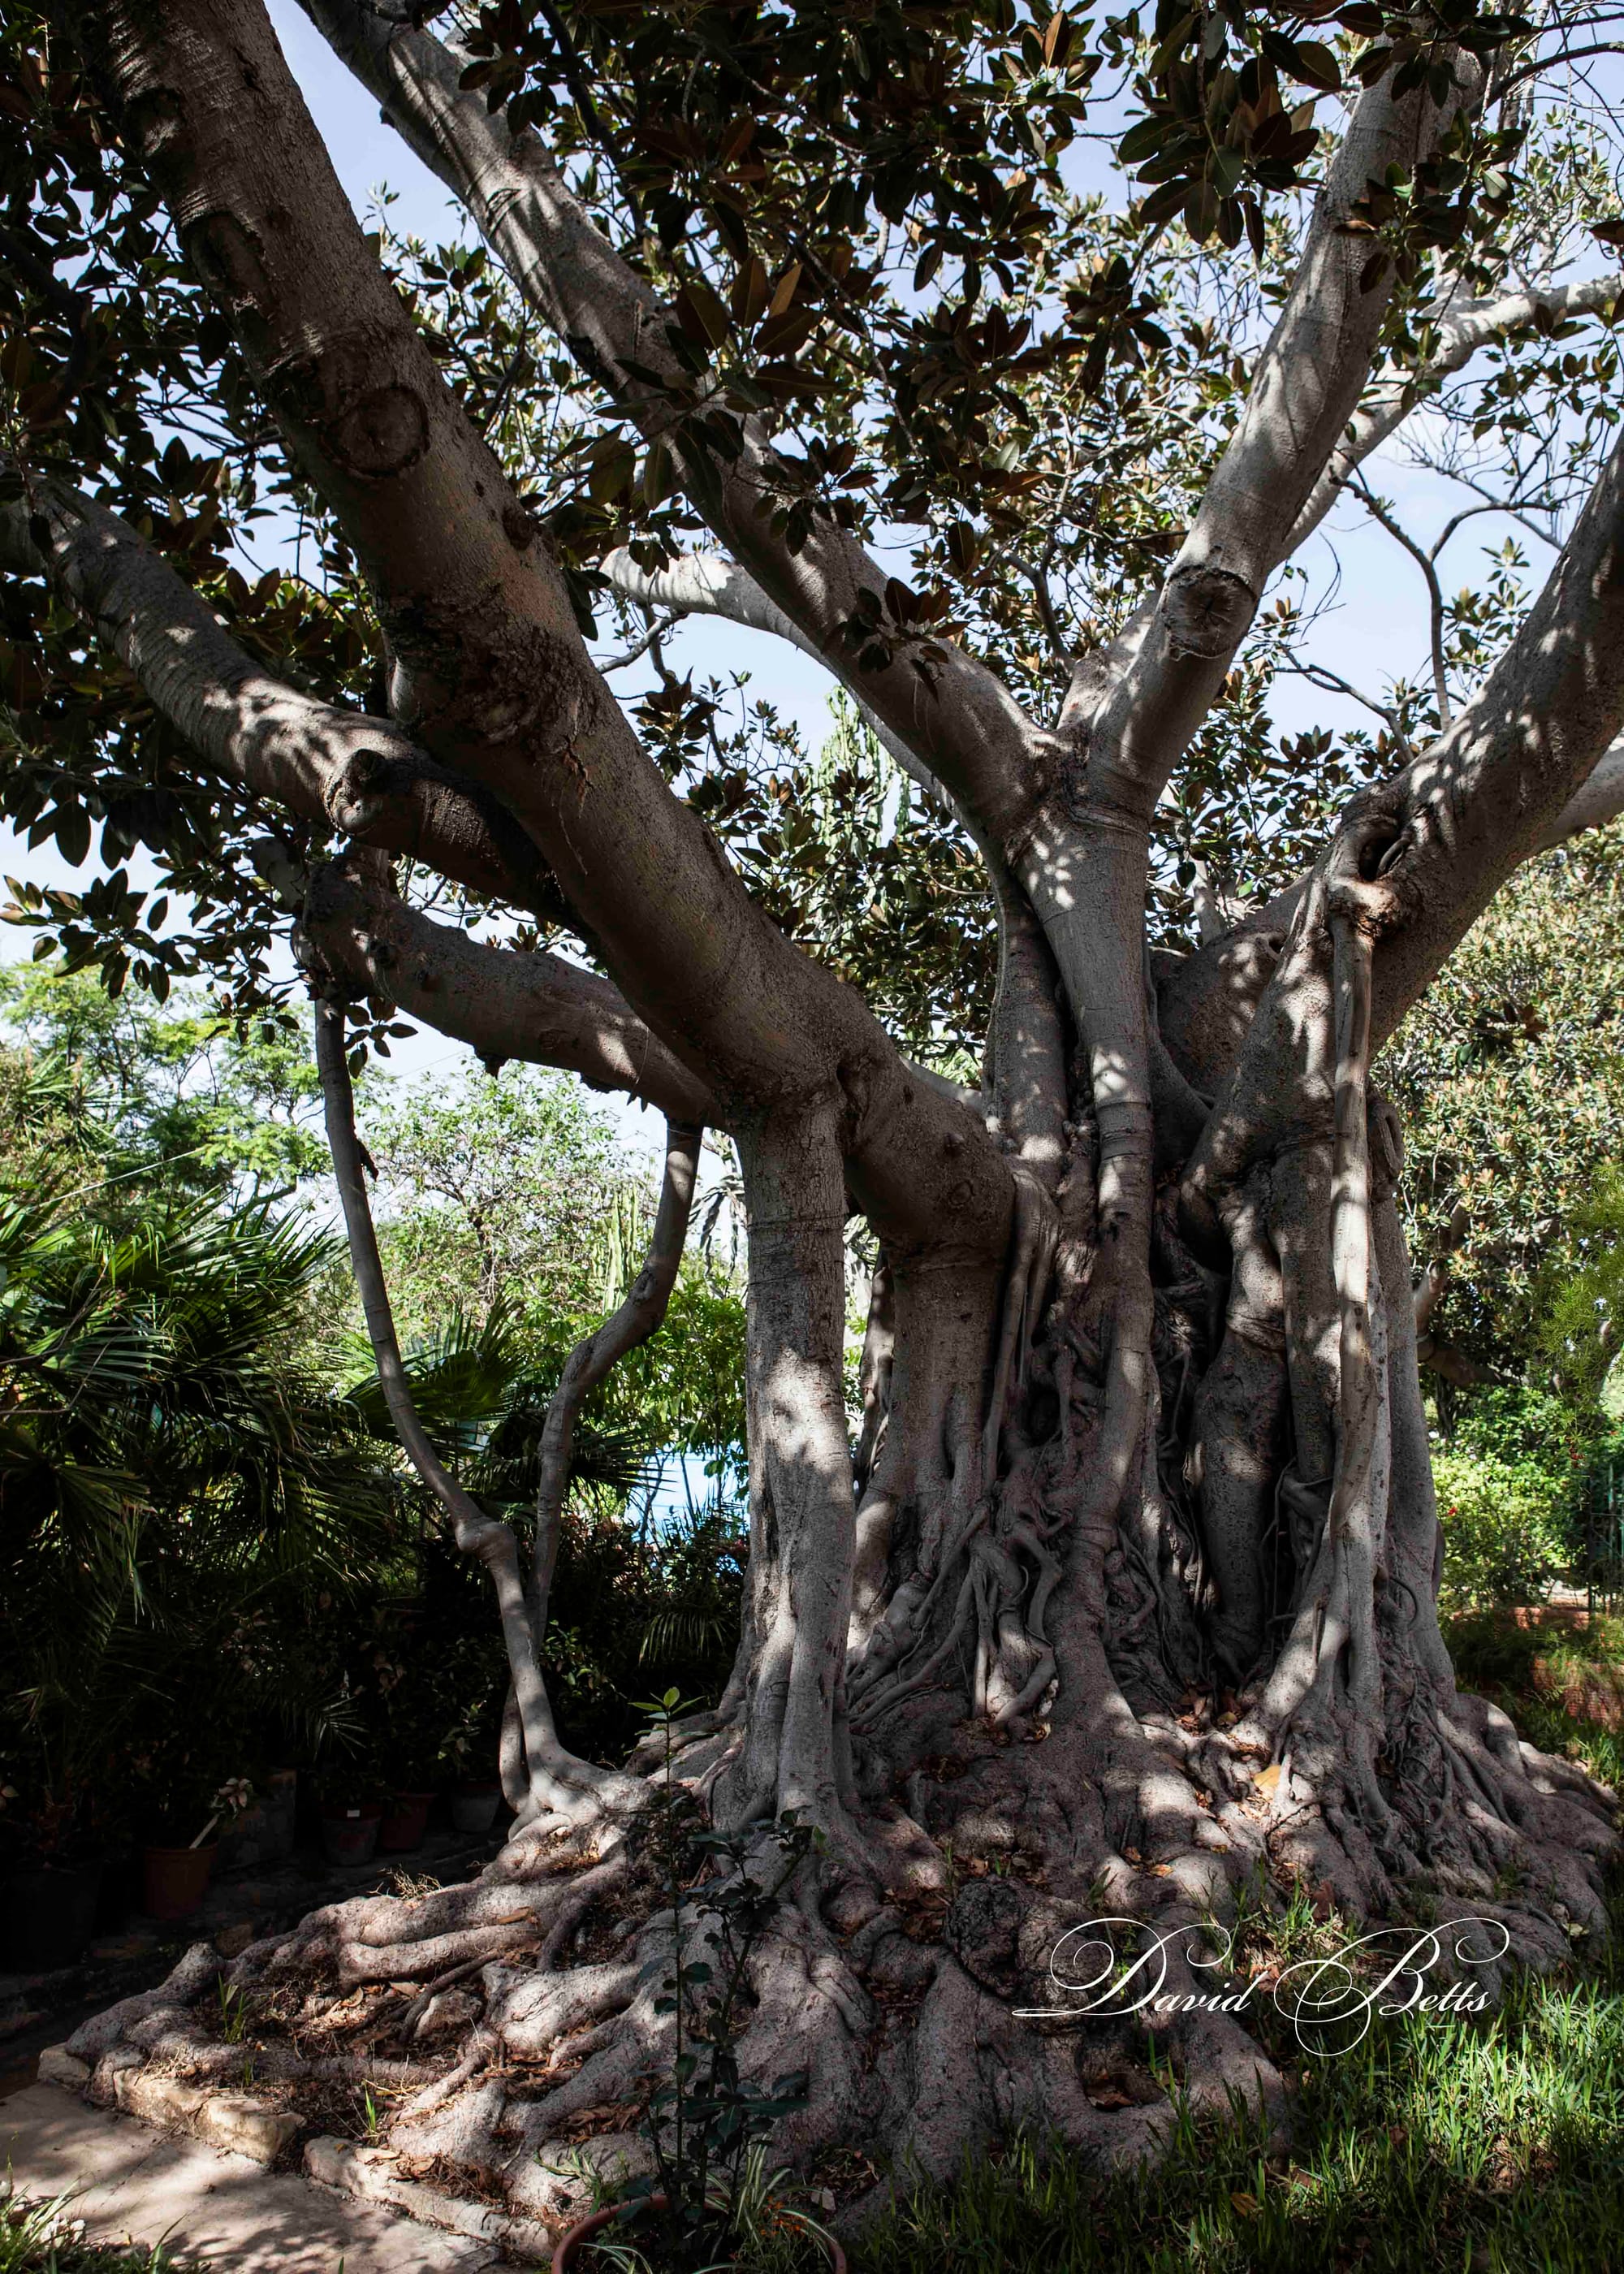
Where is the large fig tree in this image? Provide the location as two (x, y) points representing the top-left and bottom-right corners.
(9, 0), (1624, 2220)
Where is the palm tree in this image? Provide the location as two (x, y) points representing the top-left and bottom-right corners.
(0, 1078), (399, 1854)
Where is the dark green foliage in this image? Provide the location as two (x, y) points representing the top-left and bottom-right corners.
(1384, 827), (1624, 1383)
(2, 2), (1605, 1040)
(543, 1506), (746, 1767)
(0, 1060), (404, 1853)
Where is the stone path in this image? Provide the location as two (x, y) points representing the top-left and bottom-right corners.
(1, 2080), (500, 2272)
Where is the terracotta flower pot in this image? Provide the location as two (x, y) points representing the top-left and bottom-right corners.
(449, 1782), (502, 1835)
(319, 1802), (382, 1867)
(551, 2194), (847, 2273)
(143, 1841), (217, 1922)
(2, 1860), (106, 1970)
(378, 1791), (434, 1852)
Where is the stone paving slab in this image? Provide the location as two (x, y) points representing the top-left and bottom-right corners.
(0, 2082), (500, 2272)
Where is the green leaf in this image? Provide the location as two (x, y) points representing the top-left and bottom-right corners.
(1209, 146), (1244, 201)
(1288, 41), (1341, 93)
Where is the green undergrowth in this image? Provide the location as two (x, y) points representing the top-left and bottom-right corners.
(1450, 1610), (1624, 1791)
(863, 1617), (1624, 2273)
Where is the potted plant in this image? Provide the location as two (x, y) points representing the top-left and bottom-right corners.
(218, 1766), (300, 1869)
(374, 1654), (440, 1852)
(378, 1783), (434, 1852)
(308, 1760), (386, 1867)
(437, 1691), (503, 1835)
(142, 1775), (253, 1922)
(319, 1794), (384, 1866)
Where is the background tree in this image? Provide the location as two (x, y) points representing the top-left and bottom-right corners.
(0, 1055), (400, 1857)
(361, 1060), (638, 1330)
(1384, 817), (1624, 1388)
(0, 959), (328, 1191)
(10, 0), (1624, 2220)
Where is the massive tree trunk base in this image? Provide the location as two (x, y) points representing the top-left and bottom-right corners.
(68, 1693), (1618, 2242)
(64, 880), (1621, 2237)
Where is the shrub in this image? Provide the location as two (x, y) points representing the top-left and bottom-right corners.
(1434, 1444), (1570, 1615)
(1432, 1386), (1597, 1615)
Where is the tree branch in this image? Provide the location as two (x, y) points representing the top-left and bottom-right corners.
(1285, 274), (1624, 560)
(1348, 477), (1453, 724)
(595, 548), (1067, 1182)
(297, 858), (717, 1125)
(0, 469), (551, 910)
(313, 988), (641, 1826)
(296, 0), (1054, 845)
(1182, 409), (1624, 1226)
(1067, 62), (1485, 826)
(531, 1119), (702, 1641)
(598, 546), (954, 813)
(1369, 412), (1624, 1040)
(1536, 737), (1624, 849)
(96, 0), (1017, 1265)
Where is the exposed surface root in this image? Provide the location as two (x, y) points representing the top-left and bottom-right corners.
(67, 1683), (1618, 2244)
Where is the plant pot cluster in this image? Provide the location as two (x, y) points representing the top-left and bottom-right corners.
(314, 1780), (505, 1869)
(2, 1770), (514, 1967)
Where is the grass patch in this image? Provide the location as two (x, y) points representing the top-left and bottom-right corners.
(0, 2192), (189, 2273)
(862, 1942), (1624, 2272)
(861, 1618), (1624, 2273)
(1450, 1610), (1624, 1789)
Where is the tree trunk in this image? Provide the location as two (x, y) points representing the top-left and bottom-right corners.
(76, 862), (1618, 2228)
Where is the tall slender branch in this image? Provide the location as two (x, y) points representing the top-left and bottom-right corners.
(313, 988), (641, 1825)
(1285, 274), (1624, 560)
(1349, 478), (1453, 725)
(1069, 62), (1484, 825)
(531, 1119), (702, 1638)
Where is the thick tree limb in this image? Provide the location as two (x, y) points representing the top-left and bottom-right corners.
(97, 0), (1016, 1265)
(299, 860), (716, 1124)
(1535, 736), (1624, 849)
(1184, 409), (1624, 1223)
(296, 0), (1056, 845)
(1369, 414), (1624, 1039)
(1068, 64), (1483, 827)
(1161, 731), (1624, 1102)
(597, 546), (1068, 1184)
(0, 469), (547, 909)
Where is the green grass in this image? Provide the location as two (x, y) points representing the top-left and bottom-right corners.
(861, 1956), (1624, 2272)
(0, 2192), (189, 2274)
(1449, 1610), (1624, 1791)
